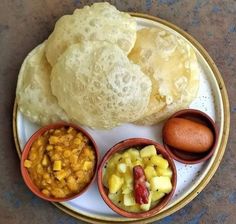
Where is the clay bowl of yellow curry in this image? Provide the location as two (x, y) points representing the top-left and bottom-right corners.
(21, 122), (99, 202)
(97, 138), (177, 218)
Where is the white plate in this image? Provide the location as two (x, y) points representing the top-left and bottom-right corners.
(13, 14), (229, 223)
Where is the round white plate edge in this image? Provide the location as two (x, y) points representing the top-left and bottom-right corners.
(15, 16), (224, 221)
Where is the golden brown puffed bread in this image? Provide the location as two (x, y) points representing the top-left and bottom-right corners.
(45, 2), (137, 66)
(16, 42), (69, 125)
(50, 41), (152, 129)
(129, 28), (200, 125)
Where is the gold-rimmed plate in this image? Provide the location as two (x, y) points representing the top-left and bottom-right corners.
(13, 13), (230, 223)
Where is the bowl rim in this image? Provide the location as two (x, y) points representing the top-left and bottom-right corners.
(162, 109), (219, 164)
(20, 122), (99, 202)
(97, 138), (177, 219)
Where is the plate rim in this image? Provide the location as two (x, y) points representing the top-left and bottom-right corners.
(12, 12), (230, 224)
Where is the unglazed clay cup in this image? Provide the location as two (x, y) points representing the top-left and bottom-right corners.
(21, 122), (99, 202)
(97, 138), (177, 218)
(162, 109), (219, 164)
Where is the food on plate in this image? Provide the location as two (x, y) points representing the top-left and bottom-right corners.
(102, 145), (173, 212)
(23, 126), (96, 198)
(16, 3), (201, 129)
(51, 41), (152, 129)
(133, 165), (149, 204)
(163, 118), (214, 153)
(129, 28), (200, 125)
(45, 2), (137, 66)
(16, 42), (68, 125)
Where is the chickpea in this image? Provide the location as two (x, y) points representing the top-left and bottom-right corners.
(24, 127), (96, 199)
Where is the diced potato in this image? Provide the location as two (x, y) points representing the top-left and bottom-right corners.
(24, 160), (32, 168)
(108, 189), (123, 205)
(46, 178), (52, 184)
(42, 189), (50, 197)
(86, 149), (95, 160)
(140, 145), (156, 158)
(150, 177), (158, 191)
(41, 180), (47, 186)
(122, 184), (132, 194)
(42, 155), (49, 166)
(144, 166), (157, 181)
(156, 167), (173, 178)
(72, 163), (81, 171)
(67, 176), (76, 184)
(151, 191), (165, 202)
(150, 155), (169, 169)
(28, 152), (37, 160)
(63, 150), (71, 158)
(36, 138), (43, 146)
(55, 146), (63, 151)
(117, 163), (127, 173)
(127, 204), (140, 213)
(123, 193), (136, 206)
(38, 146), (44, 152)
(52, 153), (61, 161)
(30, 146), (36, 151)
(53, 160), (62, 171)
(62, 134), (73, 143)
(126, 148), (140, 161)
(133, 160), (143, 167)
(70, 154), (78, 164)
(108, 174), (124, 193)
(68, 182), (79, 192)
(142, 157), (150, 166)
(107, 154), (122, 169)
(76, 170), (85, 180)
(36, 164), (43, 174)
(55, 170), (67, 181)
(76, 132), (83, 139)
(102, 166), (117, 189)
(49, 136), (59, 144)
(150, 176), (172, 193)
(43, 173), (50, 180)
(51, 188), (66, 198)
(124, 157), (132, 166)
(74, 138), (82, 145)
(122, 151), (130, 158)
(54, 129), (61, 134)
(46, 145), (53, 151)
(123, 170), (133, 185)
(67, 176), (79, 191)
(83, 161), (93, 171)
(67, 127), (74, 133)
(140, 192), (152, 211)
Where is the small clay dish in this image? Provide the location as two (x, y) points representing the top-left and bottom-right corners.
(162, 109), (219, 164)
(97, 138), (177, 218)
(21, 122), (99, 202)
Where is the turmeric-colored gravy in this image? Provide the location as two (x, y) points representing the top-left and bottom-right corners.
(24, 127), (96, 198)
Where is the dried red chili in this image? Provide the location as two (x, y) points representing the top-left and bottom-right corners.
(133, 165), (149, 204)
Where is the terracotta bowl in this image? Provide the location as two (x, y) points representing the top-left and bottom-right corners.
(162, 109), (219, 164)
(97, 138), (177, 218)
(21, 122), (99, 202)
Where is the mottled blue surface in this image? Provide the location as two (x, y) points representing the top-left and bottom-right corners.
(228, 192), (236, 204)
(187, 208), (207, 224)
(211, 4), (221, 13)
(228, 25), (236, 33)
(157, 0), (179, 5)
(146, 0), (152, 10)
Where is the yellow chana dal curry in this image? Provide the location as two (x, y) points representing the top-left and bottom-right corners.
(24, 126), (96, 198)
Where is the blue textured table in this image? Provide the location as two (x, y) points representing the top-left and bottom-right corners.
(0, 1), (235, 223)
